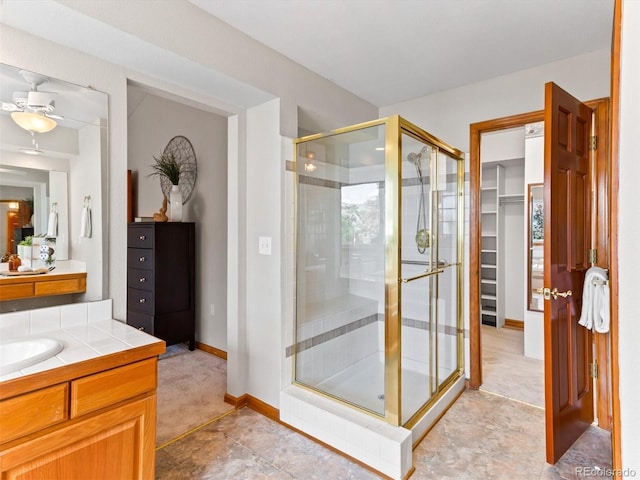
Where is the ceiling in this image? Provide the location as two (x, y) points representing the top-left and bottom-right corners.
(190, 0), (614, 106)
(0, 0), (614, 109)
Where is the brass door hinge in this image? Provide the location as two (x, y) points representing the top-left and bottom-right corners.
(589, 135), (598, 151)
(589, 249), (597, 264)
(590, 362), (599, 379)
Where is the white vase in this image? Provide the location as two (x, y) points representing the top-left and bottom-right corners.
(17, 245), (32, 267)
(169, 184), (182, 222)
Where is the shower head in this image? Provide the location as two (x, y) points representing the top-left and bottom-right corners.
(407, 146), (431, 165)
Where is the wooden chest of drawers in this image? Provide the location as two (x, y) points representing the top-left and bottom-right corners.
(127, 222), (195, 349)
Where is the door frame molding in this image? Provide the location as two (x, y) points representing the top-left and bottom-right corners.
(469, 109), (544, 390)
(468, 97), (618, 462)
(609, 0), (622, 472)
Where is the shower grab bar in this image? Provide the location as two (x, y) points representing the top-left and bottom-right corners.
(399, 268), (444, 283)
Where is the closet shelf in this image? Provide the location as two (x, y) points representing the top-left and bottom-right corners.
(498, 193), (525, 204)
(481, 279), (496, 285)
(481, 263), (496, 268)
(481, 249), (497, 253)
(481, 294), (497, 300)
(481, 210), (497, 215)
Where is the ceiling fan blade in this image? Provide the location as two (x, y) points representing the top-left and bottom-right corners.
(46, 113), (64, 121)
(1, 102), (21, 112)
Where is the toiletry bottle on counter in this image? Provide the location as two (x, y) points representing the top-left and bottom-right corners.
(8, 254), (21, 271)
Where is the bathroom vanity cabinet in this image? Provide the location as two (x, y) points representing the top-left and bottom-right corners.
(0, 271), (86, 301)
(127, 222), (196, 350)
(0, 341), (164, 479)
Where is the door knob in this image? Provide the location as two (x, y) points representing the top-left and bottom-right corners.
(537, 287), (551, 300)
(537, 287), (572, 301)
(551, 288), (572, 300)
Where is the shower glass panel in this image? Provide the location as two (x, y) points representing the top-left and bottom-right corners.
(436, 152), (461, 385)
(294, 116), (464, 427)
(295, 123), (386, 416)
(400, 135), (435, 423)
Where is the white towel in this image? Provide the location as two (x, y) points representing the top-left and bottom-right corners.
(46, 211), (57, 237)
(578, 267), (610, 333)
(80, 205), (92, 238)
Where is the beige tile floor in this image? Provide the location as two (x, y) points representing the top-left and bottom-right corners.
(156, 335), (612, 479)
(480, 324), (545, 407)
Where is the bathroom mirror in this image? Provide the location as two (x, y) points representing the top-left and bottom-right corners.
(0, 165), (69, 259)
(528, 183), (544, 312)
(0, 62), (108, 308)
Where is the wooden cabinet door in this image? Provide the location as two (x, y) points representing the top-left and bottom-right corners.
(0, 395), (156, 480)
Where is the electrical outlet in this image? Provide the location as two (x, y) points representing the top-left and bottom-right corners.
(259, 236), (272, 255)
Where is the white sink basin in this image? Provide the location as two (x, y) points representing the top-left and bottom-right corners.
(0, 338), (64, 375)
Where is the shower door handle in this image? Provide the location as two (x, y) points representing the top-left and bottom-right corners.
(399, 268), (444, 283)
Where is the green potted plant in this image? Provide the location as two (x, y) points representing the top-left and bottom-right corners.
(148, 152), (181, 186)
(148, 152), (183, 221)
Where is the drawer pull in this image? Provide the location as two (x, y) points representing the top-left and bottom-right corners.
(139, 298), (146, 304)
(139, 256), (146, 263)
(139, 235), (146, 240)
(139, 277), (146, 283)
(138, 326), (145, 331)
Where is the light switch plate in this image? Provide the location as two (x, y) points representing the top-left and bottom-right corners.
(259, 236), (272, 255)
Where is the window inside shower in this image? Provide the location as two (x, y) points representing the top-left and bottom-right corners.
(294, 117), (463, 426)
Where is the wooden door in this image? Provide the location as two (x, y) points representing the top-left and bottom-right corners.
(543, 82), (593, 464)
(6, 211), (19, 253)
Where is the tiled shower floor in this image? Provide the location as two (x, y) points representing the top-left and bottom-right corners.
(315, 353), (458, 423)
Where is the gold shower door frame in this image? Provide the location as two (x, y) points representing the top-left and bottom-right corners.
(293, 115), (465, 427)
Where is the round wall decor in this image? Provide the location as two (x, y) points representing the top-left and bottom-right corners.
(160, 135), (197, 204)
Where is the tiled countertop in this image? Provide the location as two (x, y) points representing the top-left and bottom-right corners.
(0, 300), (164, 383)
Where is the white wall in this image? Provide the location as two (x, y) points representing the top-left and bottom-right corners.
(617, 0), (640, 472)
(500, 165), (527, 321)
(381, 49), (610, 151)
(244, 99), (283, 406)
(128, 91), (229, 350)
(68, 126), (102, 299)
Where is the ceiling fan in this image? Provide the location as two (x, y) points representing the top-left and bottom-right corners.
(1, 70), (64, 133)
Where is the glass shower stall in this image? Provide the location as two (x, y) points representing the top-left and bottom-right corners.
(294, 115), (464, 427)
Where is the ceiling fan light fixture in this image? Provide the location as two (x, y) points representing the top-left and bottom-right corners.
(11, 111), (57, 133)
